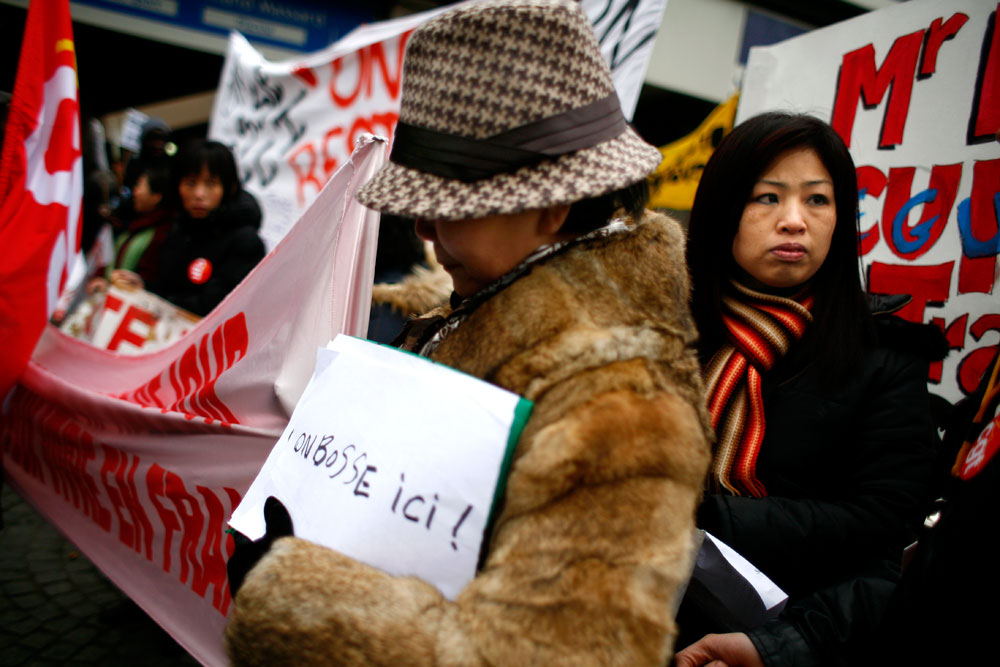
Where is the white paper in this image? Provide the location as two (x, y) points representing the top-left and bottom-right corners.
(686, 530), (787, 631)
(229, 335), (529, 600)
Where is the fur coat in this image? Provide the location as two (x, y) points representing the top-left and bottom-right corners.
(225, 211), (712, 666)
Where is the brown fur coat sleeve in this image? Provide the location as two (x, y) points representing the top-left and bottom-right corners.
(225, 212), (712, 666)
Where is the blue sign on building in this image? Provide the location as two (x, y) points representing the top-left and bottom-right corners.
(74, 0), (374, 52)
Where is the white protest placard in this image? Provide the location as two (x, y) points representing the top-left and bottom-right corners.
(229, 334), (533, 600)
(738, 0), (999, 404)
(120, 108), (151, 153)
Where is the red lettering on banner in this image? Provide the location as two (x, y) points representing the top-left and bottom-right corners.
(2, 391), (48, 483)
(196, 485), (236, 615)
(165, 470), (206, 600)
(868, 261), (953, 323)
(147, 463), (183, 573)
(328, 31), (410, 108)
(37, 414), (113, 532)
(958, 158), (1000, 294)
(322, 126), (343, 177)
(3, 390), (244, 614)
(929, 314), (969, 383)
(881, 163), (961, 259)
(134, 372), (165, 410)
(147, 463), (240, 614)
(330, 52), (363, 107)
(291, 65), (318, 88)
(104, 291), (124, 314)
(288, 111), (398, 207)
(100, 445), (154, 561)
(107, 305), (157, 352)
(119, 313), (249, 424)
(920, 14), (970, 76)
(832, 30), (924, 148)
(288, 142), (326, 208)
(971, 4), (1000, 140)
(959, 314), (1000, 394)
(369, 36), (409, 100)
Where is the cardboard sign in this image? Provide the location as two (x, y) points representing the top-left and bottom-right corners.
(230, 335), (532, 600)
(738, 0), (1000, 404)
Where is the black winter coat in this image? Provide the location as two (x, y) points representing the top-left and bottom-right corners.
(148, 191), (266, 317)
(761, 351), (1000, 667)
(683, 314), (940, 664)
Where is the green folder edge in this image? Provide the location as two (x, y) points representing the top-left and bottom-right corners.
(351, 337), (534, 570)
(479, 396), (533, 570)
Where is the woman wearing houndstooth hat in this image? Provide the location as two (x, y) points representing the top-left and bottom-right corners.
(226, 1), (711, 664)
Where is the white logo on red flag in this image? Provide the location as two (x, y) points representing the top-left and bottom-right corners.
(0, 1), (83, 398)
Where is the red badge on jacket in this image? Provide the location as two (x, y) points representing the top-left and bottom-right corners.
(188, 258), (212, 284)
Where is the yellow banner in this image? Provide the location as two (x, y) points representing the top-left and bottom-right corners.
(648, 94), (739, 211)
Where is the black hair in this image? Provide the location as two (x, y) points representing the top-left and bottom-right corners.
(171, 139), (242, 208)
(374, 214), (426, 276)
(686, 111), (873, 383)
(141, 164), (171, 197)
(560, 181), (650, 234)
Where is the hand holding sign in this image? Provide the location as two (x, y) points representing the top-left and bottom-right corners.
(227, 496), (295, 596)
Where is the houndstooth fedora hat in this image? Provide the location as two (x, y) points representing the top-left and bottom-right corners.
(356, 0), (662, 221)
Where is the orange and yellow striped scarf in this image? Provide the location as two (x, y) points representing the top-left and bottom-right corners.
(703, 281), (814, 496)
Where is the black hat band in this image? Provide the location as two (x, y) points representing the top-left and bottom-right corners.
(389, 92), (627, 182)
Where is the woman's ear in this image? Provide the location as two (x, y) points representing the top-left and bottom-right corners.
(537, 204), (571, 235)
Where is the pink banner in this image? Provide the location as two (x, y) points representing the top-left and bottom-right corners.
(1, 136), (385, 666)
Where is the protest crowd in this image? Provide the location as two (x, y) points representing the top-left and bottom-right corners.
(1, 0), (998, 665)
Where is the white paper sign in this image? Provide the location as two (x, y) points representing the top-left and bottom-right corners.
(229, 334), (532, 600)
(120, 108), (151, 153)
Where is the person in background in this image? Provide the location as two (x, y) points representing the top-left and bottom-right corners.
(89, 164), (173, 292)
(144, 139), (265, 316)
(224, 1), (712, 664)
(675, 112), (940, 666)
(80, 115), (117, 255)
(121, 116), (171, 191)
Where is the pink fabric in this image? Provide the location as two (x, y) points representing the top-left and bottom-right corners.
(1, 137), (386, 667)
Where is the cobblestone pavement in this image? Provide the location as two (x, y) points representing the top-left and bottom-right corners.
(0, 483), (201, 666)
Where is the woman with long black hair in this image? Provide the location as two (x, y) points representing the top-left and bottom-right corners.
(676, 112), (942, 666)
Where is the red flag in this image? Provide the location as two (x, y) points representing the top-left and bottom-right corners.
(0, 0), (83, 399)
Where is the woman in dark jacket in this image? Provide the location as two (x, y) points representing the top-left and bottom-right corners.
(675, 112), (938, 666)
(146, 140), (265, 316)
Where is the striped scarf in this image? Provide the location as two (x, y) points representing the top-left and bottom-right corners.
(703, 280), (814, 497)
